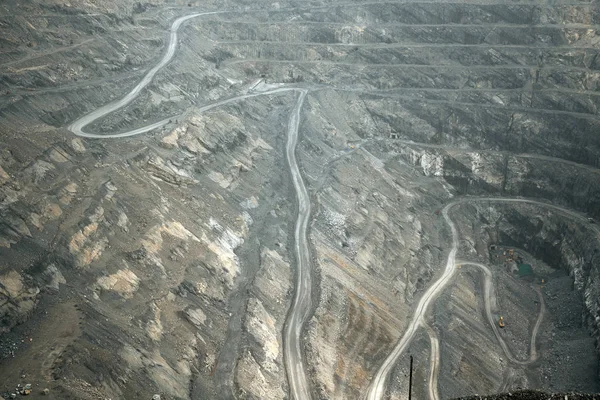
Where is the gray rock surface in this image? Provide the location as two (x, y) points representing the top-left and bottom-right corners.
(0, 0), (599, 398)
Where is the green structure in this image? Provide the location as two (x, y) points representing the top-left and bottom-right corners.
(518, 263), (533, 277)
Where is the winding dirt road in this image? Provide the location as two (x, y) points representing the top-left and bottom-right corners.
(282, 89), (313, 400)
(68, 12), (221, 138)
(422, 322), (441, 400)
(365, 196), (591, 400)
(458, 261), (545, 365)
(364, 202), (460, 400)
(421, 259), (545, 400)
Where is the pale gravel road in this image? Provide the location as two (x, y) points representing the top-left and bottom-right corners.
(458, 261), (545, 365)
(365, 196), (594, 400)
(282, 89), (313, 400)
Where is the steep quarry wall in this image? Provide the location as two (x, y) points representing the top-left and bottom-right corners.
(489, 204), (600, 364)
(1, 0), (599, 397)
(392, 141), (600, 380)
(394, 144), (600, 217)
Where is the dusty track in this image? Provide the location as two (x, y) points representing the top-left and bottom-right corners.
(338, 89), (600, 120)
(216, 39), (600, 51)
(223, 58), (595, 74)
(458, 261), (545, 365)
(422, 260), (546, 400)
(364, 201), (460, 400)
(282, 89), (313, 400)
(68, 11), (222, 138)
(423, 322), (441, 400)
(365, 197), (592, 400)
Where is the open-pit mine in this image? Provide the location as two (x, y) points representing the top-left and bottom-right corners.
(0, 0), (599, 399)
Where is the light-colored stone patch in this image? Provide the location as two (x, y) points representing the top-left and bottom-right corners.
(420, 152), (444, 177)
(208, 170), (232, 188)
(69, 222), (98, 254)
(97, 269), (140, 298)
(146, 350), (191, 399)
(236, 247), (290, 398)
(59, 182), (78, 205)
(120, 344), (144, 370)
(49, 147), (70, 163)
(245, 298), (279, 373)
(146, 302), (163, 341)
(240, 212), (253, 234)
(184, 307), (207, 328)
(43, 264), (66, 290)
(71, 138), (86, 153)
(104, 181), (118, 200)
(121, 344), (194, 399)
(78, 239), (107, 268)
(29, 160), (55, 182)
(202, 222), (244, 287)
(141, 221), (200, 254)
(149, 90), (169, 105)
(194, 278), (226, 303)
(0, 165), (10, 184)
(254, 137), (273, 151)
(237, 351), (286, 399)
(29, 213), (42, 230)
(146, 155), (196, 185)
(0, 270), (24, 298)
(206, 238), (239, 284)
(185, 112), (245, 152)
(161, 127), (180, 149)
(240, 196), (259, 209)
(68, 207), (107, 268)
(254, 249), (290, 303)
(179, 134), (210, 155)
(117, 211), (129, 232)
(43, 203), (62, 220)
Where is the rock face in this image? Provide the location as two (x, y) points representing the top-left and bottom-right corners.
(1, 0), (599, 398)
(0, 271), (39, 333)
(490, 204), (600, 385)
(235, 248), (291, 399)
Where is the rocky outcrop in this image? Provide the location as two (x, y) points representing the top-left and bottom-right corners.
(491, 205), (600, 372)
(96, 268), (140, 298)
(236, 248), (291, 400)
(0, 270), (39, 333)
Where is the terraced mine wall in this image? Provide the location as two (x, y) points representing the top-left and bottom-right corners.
(394, 144), (600, 377)
(491, 205), (600, 362)
(1, 0), (599, 397)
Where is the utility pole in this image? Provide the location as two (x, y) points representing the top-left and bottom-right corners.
(408, 355), (414, 400)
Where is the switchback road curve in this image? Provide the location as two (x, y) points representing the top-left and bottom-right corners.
(364, 201), (460, 400)
(365, 196), (595, 400)
(68, 12), (220, 138)
(458, 261), (545, 365)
